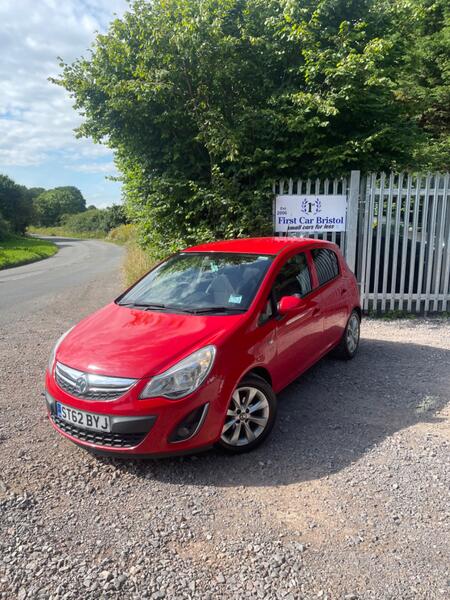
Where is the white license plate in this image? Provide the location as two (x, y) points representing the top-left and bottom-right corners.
(56, 402), (111, 433)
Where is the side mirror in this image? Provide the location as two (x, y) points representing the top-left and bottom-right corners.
(277, 295), (304, 315)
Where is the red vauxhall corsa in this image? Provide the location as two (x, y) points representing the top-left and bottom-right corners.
(45, 237), (361, 456)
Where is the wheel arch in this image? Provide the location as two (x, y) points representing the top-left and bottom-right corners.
(241, 366), (273, 387)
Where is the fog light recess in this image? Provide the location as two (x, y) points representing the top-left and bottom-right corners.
(168, 404), (209, 443)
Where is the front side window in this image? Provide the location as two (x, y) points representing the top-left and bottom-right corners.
(272, 253), (312, 303)
(311, 248), (339, 286)
(117, 252), (273, 314)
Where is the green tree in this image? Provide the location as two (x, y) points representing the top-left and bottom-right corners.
(33, 186), (86, 226)
(0, 211), (10, 241)
(398, 0), (450, 169)
(55, 0), (446, 255)
(27, 187), (46, 200)
(0, 174), (33, 235)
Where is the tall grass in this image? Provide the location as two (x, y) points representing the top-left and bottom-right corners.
(108, 224), (156, 286)
(106, 223), (136, 245)
(122, 241), (156, 286)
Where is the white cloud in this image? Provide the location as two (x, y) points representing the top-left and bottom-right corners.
(69, 161), (119, 174)
(0, 0), (128, 168)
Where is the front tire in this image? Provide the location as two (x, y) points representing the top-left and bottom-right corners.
(333, 309), (360, 360)
(218, 375), (277, 454)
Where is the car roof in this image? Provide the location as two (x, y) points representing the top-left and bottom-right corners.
(184, 236), (334, 256)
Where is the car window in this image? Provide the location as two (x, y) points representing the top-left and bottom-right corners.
(311, 248), (339, 286)
(118, 252), (273, 313)
(272, 253), (312, 302)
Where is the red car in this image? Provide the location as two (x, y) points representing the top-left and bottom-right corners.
(45, 237), (361, 456)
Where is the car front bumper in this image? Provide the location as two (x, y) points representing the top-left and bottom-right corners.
(45, 369), (228, 456)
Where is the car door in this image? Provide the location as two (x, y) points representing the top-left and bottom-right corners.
(310, 247), (346, 348)
(270, 251), (325, 390)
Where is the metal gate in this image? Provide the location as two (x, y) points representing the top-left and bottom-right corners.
(358, 172), (450, 313)
(274, 171), (450, 314)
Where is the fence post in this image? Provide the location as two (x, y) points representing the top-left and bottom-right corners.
(272, 181), (277, 235)
(345, 170), (360, 273)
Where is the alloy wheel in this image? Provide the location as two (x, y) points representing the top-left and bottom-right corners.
(220, 386), (270, 447)
(346, 313), (360, 354)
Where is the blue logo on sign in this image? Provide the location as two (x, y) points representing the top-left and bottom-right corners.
(301, 197), (321, 216)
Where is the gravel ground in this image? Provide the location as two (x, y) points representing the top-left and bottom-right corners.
(0, 265), (449, 600)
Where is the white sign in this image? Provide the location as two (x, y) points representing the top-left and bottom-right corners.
(275, 194), (347, 234)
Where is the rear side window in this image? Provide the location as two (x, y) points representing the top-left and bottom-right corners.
(273, 253), (312, 302)
(311, 248), (339, 286)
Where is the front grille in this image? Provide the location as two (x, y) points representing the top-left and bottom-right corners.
(52, 414), (146, 448)
(55, 374), (120, 401)
(55, 362), (136, 401)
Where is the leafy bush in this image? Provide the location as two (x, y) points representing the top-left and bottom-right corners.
(62, 209), (106, 233)
(125, 169), (273, 259)
(27, 225), (106, 239)
(102, 205), (128, 231)
(61, 205), (127, 234)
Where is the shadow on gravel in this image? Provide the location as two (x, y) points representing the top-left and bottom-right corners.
(104, 338), (450, 488)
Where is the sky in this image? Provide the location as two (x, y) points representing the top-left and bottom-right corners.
(0, 0), (129, 208)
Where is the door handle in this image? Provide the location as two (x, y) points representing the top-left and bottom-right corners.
(312, 307), (320, 316)
(341, 288), (348, 295)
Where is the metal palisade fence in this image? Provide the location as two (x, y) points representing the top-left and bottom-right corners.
(358, 172), (450, 314)
(273, 171), (450, 314)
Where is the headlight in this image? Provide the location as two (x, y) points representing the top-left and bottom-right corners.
(140, 345), (216, 400)
(48, 327), (74, 372)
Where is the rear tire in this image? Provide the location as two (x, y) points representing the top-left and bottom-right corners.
(217, 375), (277, 454)
(332, 310), (360, 360)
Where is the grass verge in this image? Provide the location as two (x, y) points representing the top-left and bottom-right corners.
(0, 235), (58, 269)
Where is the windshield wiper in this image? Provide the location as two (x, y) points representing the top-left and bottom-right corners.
(187, 306), (246, 314)
(117, 302), (245, 314)
(118, 301), (166, 310)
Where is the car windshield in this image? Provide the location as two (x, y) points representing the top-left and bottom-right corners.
(117, 252), (273, 314)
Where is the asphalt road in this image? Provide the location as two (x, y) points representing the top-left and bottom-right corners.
(0, 237), (124, 323)
(0, 238), (449, 600)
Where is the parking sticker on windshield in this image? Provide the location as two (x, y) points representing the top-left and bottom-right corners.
(228, 295), (243, 304)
